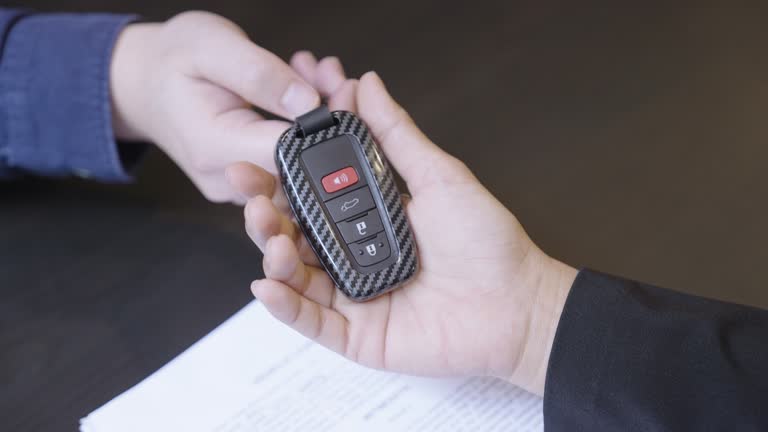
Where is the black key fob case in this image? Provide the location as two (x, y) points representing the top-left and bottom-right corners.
(275, 107), (418, 301)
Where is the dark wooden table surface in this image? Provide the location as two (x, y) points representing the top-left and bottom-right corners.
(3, 1), (768, 430)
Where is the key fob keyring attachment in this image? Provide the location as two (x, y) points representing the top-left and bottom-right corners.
(275, 107), (418, 301)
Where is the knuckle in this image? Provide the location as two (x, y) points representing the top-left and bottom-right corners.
(164, 12), (245, 46)
(420, 154), (475, 188)
(442, 155), (472, 177)
(290, 50), (315, 65)
(317, 56), (342, 70)
(201, 188), (231, 203)
(197, 181), (231, 203)
(239, 59), (272, 90)
(203, 192), (229, 204)
(168, 11), (220, 27)
(377, 106), (411, 144)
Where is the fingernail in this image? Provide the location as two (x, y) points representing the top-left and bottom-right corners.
(234, 191), (250, 205)
(225, 167), (250, 204)
(224, 165), (235, 185)
(250, 280), (262, 297)
(263, 253), (271, 275)
(263, 235), (275, 262)
(281, 82), (318, 117)
(366, 70), (382, 83)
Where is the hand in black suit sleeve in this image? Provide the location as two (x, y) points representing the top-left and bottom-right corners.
(544, 270), (768, 431)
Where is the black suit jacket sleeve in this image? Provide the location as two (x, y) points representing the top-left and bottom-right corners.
(543, 269), (768, 431)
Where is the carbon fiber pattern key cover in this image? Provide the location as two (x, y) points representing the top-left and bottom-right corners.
(275, 111), (418, 301)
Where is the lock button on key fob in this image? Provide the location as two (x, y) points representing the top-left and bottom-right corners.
(351, 232), (391, 267)
(275, 107), (418, 301)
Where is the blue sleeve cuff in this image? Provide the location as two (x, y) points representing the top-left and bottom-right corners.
(0, 13), (140, 182)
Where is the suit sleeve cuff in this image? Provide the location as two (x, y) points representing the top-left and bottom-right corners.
(542, 269), (621, 430)
(541, 268), (768, 430)
(0, 13), (141, 182)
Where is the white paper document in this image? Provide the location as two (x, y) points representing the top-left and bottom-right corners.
(81, 302), (543, 431)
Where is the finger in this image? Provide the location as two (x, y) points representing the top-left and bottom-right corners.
(252, 279), (349, 355)
(192, 173), (241, 204)
(225, 161), (291, 212)
(263, 234), (336, 307)
(195, 30), (319, 119)
(245, 195), (279, 247)
(401, 193), (412, 207)
(208, 115), (288, 172)
(272, 187), (291, 214)
(171, 80), (286, 175)
(327, 79), (358, 113)
(290, 50), (318, 84)
(314, 56), (347, 97)
(245, 195), (321, 266)
(225, 162), (276, 199)
(357, 71), (458, 194)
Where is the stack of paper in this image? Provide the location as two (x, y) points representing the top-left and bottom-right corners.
(81, 302), (543, 431)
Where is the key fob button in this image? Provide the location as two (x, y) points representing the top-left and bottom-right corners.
(300, 135), (368, 202)
(351, 232), (391, 267)
(325, 187), (375, 222)
(321, 166), (359, 193)
(337, 210), (384, 243)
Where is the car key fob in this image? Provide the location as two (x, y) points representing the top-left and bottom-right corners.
(274, 106), (418, 301)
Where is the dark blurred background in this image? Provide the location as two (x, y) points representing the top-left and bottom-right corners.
(2, 1), (768, 430)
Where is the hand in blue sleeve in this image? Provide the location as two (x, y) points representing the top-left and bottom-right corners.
(0, 9), (351, 203)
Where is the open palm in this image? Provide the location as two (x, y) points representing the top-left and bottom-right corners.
(236, 72), (574, 396)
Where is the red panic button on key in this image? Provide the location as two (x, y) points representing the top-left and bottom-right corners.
(321, 167), (359, 193)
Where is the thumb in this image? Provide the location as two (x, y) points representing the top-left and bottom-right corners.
(357, 71), (460, 194)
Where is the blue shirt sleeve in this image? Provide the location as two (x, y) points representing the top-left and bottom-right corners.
(0, 9), (141, 182)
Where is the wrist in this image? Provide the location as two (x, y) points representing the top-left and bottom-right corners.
(110, 22), (161, 142)
(505, 250), (577, 396)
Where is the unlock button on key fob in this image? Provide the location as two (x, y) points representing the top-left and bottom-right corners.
(338, 210), (384, 243)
